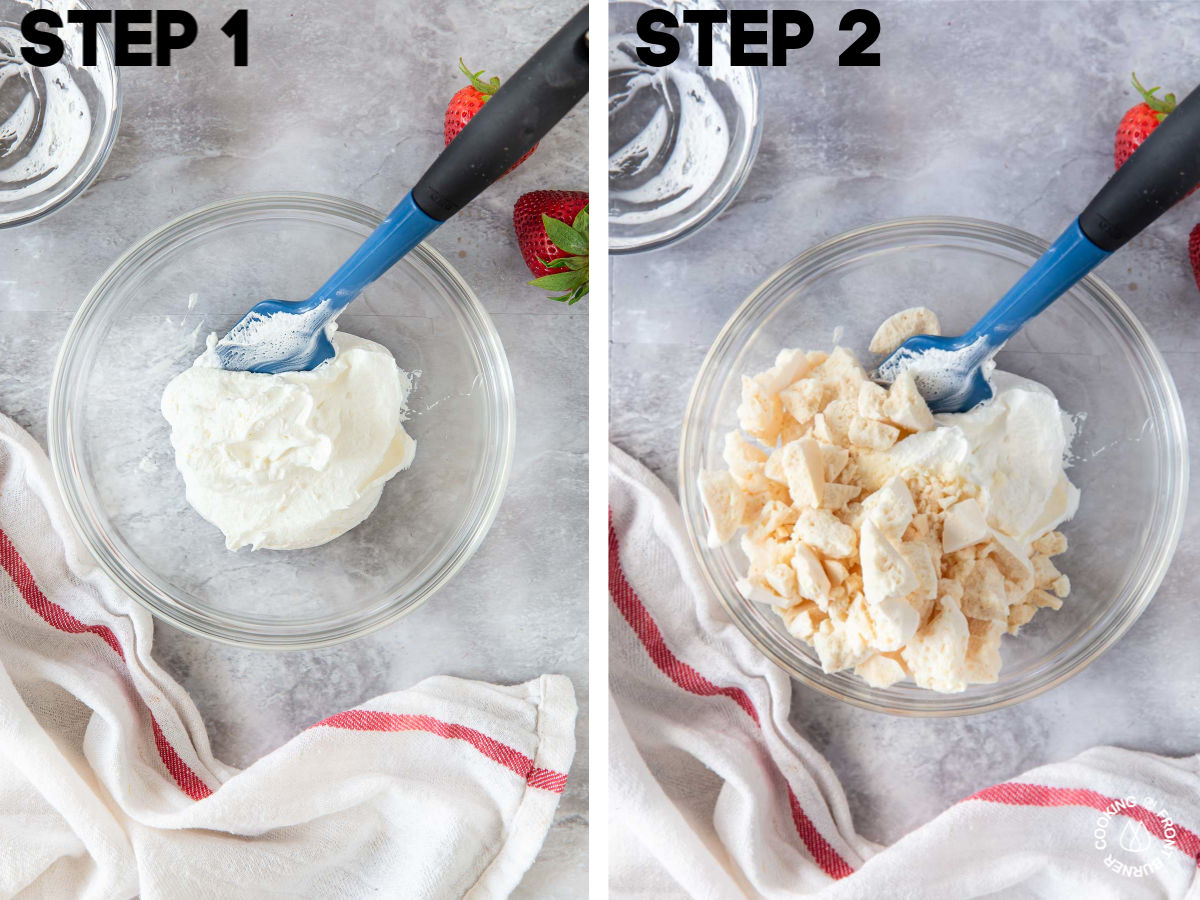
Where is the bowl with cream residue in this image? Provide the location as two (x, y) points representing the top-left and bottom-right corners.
(50, 193), (514, 649)
(608, 0), (761, 253)
(0, 0), (121, 228)
(680, 217), (1188, 715)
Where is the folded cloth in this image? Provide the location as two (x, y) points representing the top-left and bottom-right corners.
(609, 444), (1200, 899)
(0, 411), (576, 900)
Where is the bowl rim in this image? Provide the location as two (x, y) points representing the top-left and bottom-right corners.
(679, 214), (1189, 716)
(0, 0), (124, 229)
(609, 0), (763, 255)
(48, 191), (516, 650)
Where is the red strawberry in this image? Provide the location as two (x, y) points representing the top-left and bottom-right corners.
(1115, 73), (1178, 169)
(444, 59), (537, 172)
(1189, 224), (1200, 294)
(513, 190), (589, 305)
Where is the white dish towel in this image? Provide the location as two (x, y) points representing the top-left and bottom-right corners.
(609, 444), (1199, 899)
(0, 411), (576, 900)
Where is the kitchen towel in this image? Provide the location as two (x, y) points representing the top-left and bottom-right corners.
(0, 410), (576, 900)
(609, 443), (1200, 899)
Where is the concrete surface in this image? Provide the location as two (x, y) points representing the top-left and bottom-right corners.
(611, 0), (1200, 848)
(0, 0), (588, 894)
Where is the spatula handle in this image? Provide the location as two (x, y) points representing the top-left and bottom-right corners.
(964, 219), (1111, 347)
(1079, 82), (1200, 251)
(411, 6), (589, 221)
(309, 7), (588, 318)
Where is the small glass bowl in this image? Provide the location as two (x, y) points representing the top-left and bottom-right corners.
(608, 0), (761, 253)
(680, 217), (1188, 715)
(50, 193), (515, 649)
(0, 0), (121, 227)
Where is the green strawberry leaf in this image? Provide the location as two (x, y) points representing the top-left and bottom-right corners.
(1132, 72), (1177, 119)
(529, 269), (587, 291)
(558, 282), (589, 305)
(523, 202), (588, 305)
(459, 58), (500, 97)
(539, 254), (588, 271)
(542, 214), (589, 256)
(550, 288), (586, 305)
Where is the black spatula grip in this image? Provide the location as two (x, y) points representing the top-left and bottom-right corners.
(412, 6), (589, 221)
(1079, 83), (1200, 251)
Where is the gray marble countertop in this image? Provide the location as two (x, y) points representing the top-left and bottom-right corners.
(0, 0), (587, 895)
(611, 0), (1200, 846)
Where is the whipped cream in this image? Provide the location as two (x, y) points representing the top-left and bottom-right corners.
(162, 329), (416, 551)
(700, 318), (1080, 693)
(878, 372), (1079, 552)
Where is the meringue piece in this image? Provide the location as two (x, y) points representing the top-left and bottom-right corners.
(863, 476), (916, 538)
(792, 541), (832, 604)
(860, 519), (918, 606)
(942, 498), (989, 553)
(869, 306), (941, 356)
(883, 370), (935, 432)
(794, 508), (857, 559)
(780, 438), (825, 509)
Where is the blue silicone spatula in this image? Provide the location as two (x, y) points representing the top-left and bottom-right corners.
(213, 6), (588, 374)
(876, 81), (1200, 413)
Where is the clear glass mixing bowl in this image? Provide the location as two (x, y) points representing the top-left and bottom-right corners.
(0, 0), (121, 227)
(680, 217), (1188, 715)
(608, 0), (761, 253)
(50, 193), (515, 649)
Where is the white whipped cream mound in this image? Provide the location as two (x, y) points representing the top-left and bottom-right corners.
(881, 372), (1080, 553)
(162, 329), (416, 551)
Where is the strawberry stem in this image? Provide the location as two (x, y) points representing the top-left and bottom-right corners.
(1132, 71), (1176, 120)
(459, 58), (501, 97)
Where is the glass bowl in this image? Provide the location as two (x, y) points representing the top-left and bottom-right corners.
(49, 193), (515, 649)
(608, 0), (761, 253)
(680, 217), (1188, 715)
(0, 0), (121, 228)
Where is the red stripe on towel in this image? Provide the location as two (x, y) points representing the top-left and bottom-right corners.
(313, 709), (568, 794)
(968, 781), (1200, 865)
(0, 527), (214, 800)
(609, 514), (854, 880)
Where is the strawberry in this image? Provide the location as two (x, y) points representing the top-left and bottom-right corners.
(1115, 73), (1178, 170)
(444, 59), (537, 172)
(1189, 224), (1200, 295)
(513, 190), (589, 305)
